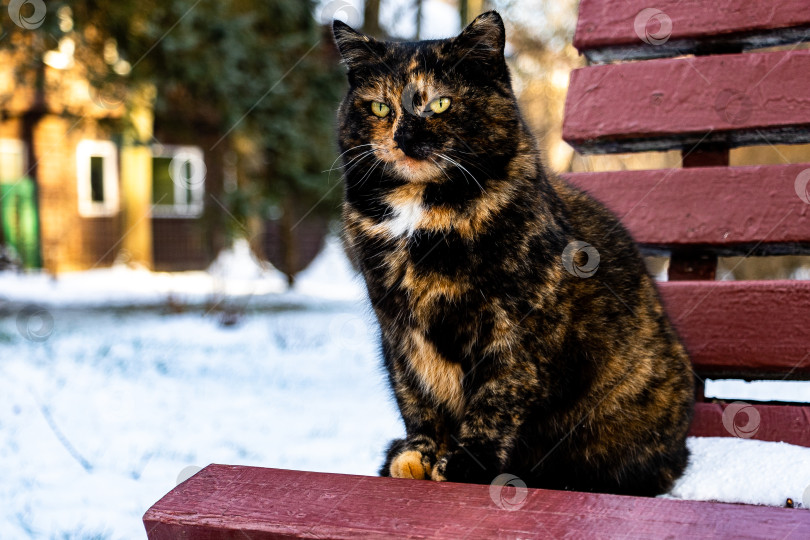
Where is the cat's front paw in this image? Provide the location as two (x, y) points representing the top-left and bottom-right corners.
(430, 449), (490, 484)
(390, 450), (432, 480)
(430, 455), (448, 482)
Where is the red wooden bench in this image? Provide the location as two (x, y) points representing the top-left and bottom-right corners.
(144, 2), (810, 537)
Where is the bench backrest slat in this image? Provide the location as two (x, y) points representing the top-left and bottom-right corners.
(660, 281), (810, 380)
(575, 0), (810, 62)
(689, 403), (810, 445)
(563, 165), (810, 252)
(563, 49), (810, 154)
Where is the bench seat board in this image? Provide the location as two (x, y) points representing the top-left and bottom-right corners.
(562, 164), (810, 252)
(658, 280), (810, 380)
(143, 464), (810, 539)
(574, 0), (810, 62)
(563, 49), (810, 154)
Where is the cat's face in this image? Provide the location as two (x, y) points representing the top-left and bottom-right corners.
(334, 11), (519, 186)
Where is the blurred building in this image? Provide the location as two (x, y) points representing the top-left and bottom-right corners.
(0, 47), (225, 273)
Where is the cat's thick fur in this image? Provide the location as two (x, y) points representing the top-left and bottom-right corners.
(333, 11), (694, 496)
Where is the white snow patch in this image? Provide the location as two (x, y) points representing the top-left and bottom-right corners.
(0, 236), (365, 309)
(208, 238), (280, 281)
(667, 437), (810, 507)
(0, 307), (397, 539)
(294, 236), (366, 300)
(706, 379), (810, 404)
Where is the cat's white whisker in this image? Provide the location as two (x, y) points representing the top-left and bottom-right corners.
(446, 150), (491, 177)
(325, 144), (376, 186)
(357, 156), (384, 188)
(337, 150), (373, 171)
(324, 143), (375, 173)
(437, 153), (486, 193)
(343, 150), (377, 177)
(430, 156), (454, 184)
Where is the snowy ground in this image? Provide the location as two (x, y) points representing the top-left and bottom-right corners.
(1, 238), (809, 539)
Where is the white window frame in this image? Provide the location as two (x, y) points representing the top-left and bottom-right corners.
(150, 145), (205, 218)
(77, 140), (119, 217)
(0, 139), (26, 183)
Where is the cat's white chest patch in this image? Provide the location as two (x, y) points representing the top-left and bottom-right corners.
(385, 200), (424, 237)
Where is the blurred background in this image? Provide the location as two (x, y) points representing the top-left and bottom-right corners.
(1, 1), (809, 538)
(1, 0), (808, 281)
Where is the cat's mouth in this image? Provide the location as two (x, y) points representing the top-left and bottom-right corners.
(399, 156), (429, 170)
(394, 156), (443, 183)
(379, 147), (446, 183)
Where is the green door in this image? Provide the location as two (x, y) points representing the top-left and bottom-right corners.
(1, 142), (42, 269)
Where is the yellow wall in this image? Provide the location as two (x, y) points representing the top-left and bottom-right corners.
(120, 86), (156, 270)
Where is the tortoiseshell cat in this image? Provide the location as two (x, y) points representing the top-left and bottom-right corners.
(333, 11), (694, 496)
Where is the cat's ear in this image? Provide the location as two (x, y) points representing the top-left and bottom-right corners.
(333, 20), (385, 71)
(452, 11), (506, 62)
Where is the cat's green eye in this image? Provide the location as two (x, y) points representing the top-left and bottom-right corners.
(371, 101), (390, 118)
(428, 97), (451, 114)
